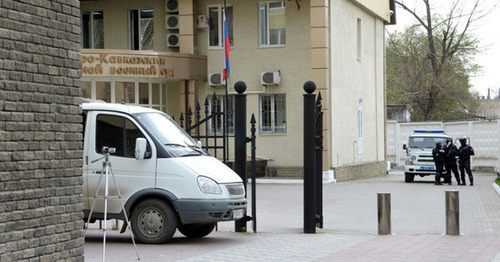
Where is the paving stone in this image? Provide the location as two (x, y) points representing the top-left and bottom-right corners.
(83, 169), (500, 261)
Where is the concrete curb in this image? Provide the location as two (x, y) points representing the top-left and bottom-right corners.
(247, 178), (336, 184)
(249, 178), (304, 184)
(247, 170), (336, 184)
(493, 182), (500, 196)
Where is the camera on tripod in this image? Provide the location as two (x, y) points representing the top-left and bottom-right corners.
(101, 146), (116, 154)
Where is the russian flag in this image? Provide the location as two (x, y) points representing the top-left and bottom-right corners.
(223, 10), (231, 80)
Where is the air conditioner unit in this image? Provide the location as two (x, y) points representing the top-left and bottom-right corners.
(261, 71), (281, 85)
(165, 0), (178, 12)
(209, 73), (226, 86)
(165, 15), (179, 29)
(167, 34), (179, 47)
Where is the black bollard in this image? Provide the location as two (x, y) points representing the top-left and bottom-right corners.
(304, 81), (317, 233)
(234, 81), (248, 232)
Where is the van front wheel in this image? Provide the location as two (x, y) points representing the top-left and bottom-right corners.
(131, 199), (177, 244)
(178, 223), (216, 238)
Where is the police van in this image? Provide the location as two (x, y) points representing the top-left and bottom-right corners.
(403, 130), (451, 183)
(82, 102), (247, 243)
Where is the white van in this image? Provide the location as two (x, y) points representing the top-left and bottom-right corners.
(82, 102), (247, 244)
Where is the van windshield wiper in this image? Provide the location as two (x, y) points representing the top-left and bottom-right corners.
(187, 145), (205, 154)
(165, 143), (186, 148)
(165, 143), (204, 156)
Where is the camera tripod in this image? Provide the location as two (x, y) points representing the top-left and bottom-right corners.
(84, 147), (140, 261)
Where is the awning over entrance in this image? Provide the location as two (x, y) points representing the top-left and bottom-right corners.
(81, 49), (207, 81)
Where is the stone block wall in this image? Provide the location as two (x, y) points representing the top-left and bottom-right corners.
(333, 161), (387, 182)
(266, 166), (304, 178)
(0, 0), (84, 261)
(266, 161), (387, 182)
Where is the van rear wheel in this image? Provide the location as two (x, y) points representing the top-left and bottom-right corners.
(178, 223), (216, 238)
(405, 173), (414, 183)
(131, 199), (177, 244)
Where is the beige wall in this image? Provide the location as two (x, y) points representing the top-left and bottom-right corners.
(196, 0), (312, 167)
(80, 0), (177, 52)
(80, 0), (388, 173)
(330, 0), (386, 167)
(350, 0), (391, 22)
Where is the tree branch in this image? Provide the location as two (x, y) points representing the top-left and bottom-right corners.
(395, 1), (429, 30)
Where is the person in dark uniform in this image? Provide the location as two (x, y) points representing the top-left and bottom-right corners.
(432, 142), (445, 185)
(443, 138), (461, 185)
(458, 136), (475, 186)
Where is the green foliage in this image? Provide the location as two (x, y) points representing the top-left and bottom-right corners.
(386, 5), (481, 121)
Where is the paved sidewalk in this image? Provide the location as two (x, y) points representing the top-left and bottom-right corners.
(84, 170), (500, 261)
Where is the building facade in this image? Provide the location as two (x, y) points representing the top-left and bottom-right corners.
(79, 0), (393, 180)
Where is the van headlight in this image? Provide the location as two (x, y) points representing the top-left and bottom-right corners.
(409, 155), (417, 165)
(197, 176), (222, 194)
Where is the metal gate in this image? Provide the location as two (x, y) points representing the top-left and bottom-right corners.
(176, 93), (229, 163)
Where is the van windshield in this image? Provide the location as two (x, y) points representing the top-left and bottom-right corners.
(134, 112), (207, 157)
(409, 137), (448, 149)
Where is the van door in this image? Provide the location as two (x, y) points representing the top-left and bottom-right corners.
(82, 111), (90, 209)
(84, 111), (157, 215)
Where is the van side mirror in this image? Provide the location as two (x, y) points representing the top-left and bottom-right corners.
(402, 144), (407, 150)
(197, 141), (202, 149)
(135, 138), (147, 160)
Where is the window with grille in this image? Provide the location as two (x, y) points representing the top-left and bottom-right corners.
(259, 94), (286, 134)
(207, 95), (235, 135)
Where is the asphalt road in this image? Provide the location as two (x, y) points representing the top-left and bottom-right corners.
(84, 169), (500, 261)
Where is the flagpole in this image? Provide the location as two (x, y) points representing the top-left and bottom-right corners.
(223, 0), (228, 164)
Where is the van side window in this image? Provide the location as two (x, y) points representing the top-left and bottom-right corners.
(96, 114), (145, 158)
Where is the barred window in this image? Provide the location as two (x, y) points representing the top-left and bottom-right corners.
(259, 94), (286, 134)
(207, 95), (235, 136)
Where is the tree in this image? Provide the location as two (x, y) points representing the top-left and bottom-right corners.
(387, 0), (487, 121)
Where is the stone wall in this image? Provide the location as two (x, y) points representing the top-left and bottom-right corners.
(266, 161), (387, 182)
(266, 166), (304, 178)
(333, 161), (387, 182)
(0, 0), (84, 261)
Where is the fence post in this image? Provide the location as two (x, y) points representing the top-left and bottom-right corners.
(195, 102), (201, 139)
(186, 107), (192, 132)
(250, 114), (257, 233)
(446, 191), (460, 235)
(378, 193), (391, 235)
(304, 80), (317, 234)
(315, 92), (323, 229)
(204, 98), (209, 152)
(179, 112), (184, 129)
(234, 80), (248, 233)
